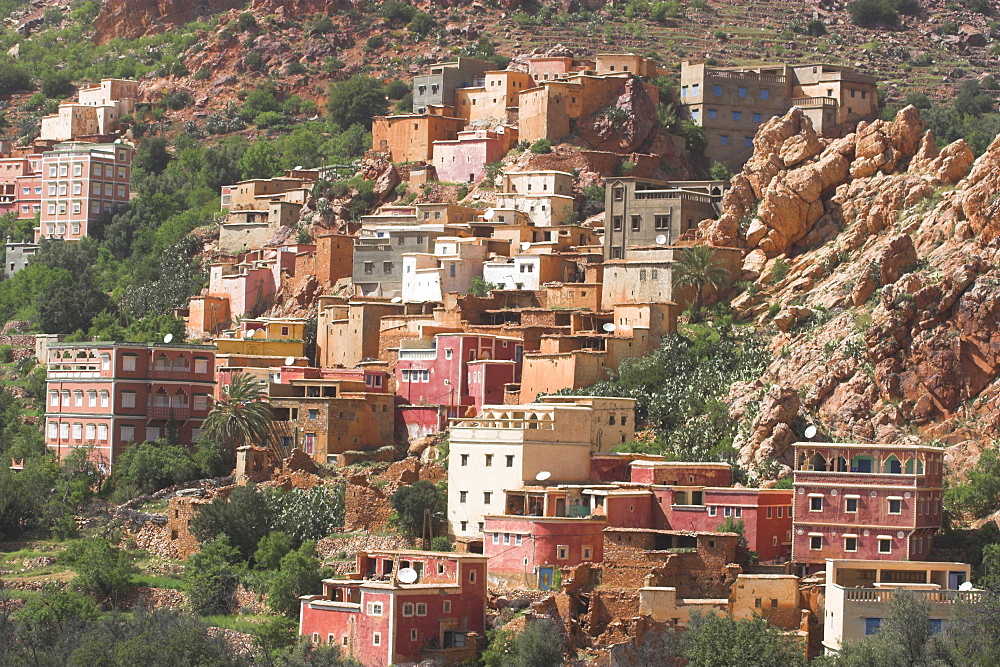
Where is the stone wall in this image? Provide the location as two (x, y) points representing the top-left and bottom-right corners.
(601, 532), (740, 598)
(586, 589), (641, 639)
(344, 458), (446, 533)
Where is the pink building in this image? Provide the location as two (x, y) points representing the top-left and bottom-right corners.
(465, 359), (516, 411)
(299, 550), (487, 666)
(792, 442), (944, 573)
(396, 332), (523, 421)
(36, 141), (134, 242)
(0, 155), (42, 219)
(44, 342), (216, 471)
(432, 128), (518, 184)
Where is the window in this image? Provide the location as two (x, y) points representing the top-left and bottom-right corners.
(879, 538), (892, 554)
(121, 425), (135, 441)
(681, 86), (687, 98)
(460, 453), (468, 466)
(583, 546), (592, 560)
(515, 534), (522, 546)
(723, 507), (732, 517)
(732, 111), (741, 121)
(734, 507), (742, 518)
(87, 391), (97, 407)
(761, 89), (769, 100)
(720, 135), (729, 146)
(809, 496), (823, 511)
(49, 390), (59, 406)
(460, 521), (467, 531)
(691, 108), (699, 121)
(845, 536), (858, 552)
(707, 109), (717, 120)
(506, 455), (514, 467)
(843, 497), (858, 513)
(383, 262), (393, 274)
(100, 391), (109, 407)
(60, 423), (69, 439)
(85, 424), (96, 440)
(459, 491), (467, 503)
(708, 506), (717, 516)
(766, 507), (772, 518)
(713, 84), (722, 96)
(73, 391), (83, 407)
(755, 598), (762, 608)
(745, 136), (753, 147)
(97, 424), (107, 441)
(810, 535), (822, 550)
(121, 392), (136, 408)
(367, 602), (383, 616)
(753, 112), (762, 123)
(470, 569), (476, 583)
(612, 216), (623, 231)
(557, 545), (568, 560)
(631, 215), (641, 231)
(865, 618), (881, 636)
(48, 421), (57, 439)
(888, 499), (902, 514)
(193, 394), (209, 411)
(928, 619), (942, 635)
(445, 349), (453, 359)
(364, 262), (374, 275)
(692, 84), (699, 95)
(485, 454), (493, 467)
(777, 507), (783, 518)
(492, 532), (500, 545)
(738, 87), (747, 97)
(123, 355), (136, 371)
(484, 492), (492, 505)
(443, 600), (451, 613)
(372, 633), (381, 646)
(416, 603), (427, 616)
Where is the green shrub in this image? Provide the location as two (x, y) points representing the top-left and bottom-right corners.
(194, 67), (210, 81)
(0, 63), (31, 94)
(381, 0), (416, 23)
(848, 0), (899, 27)
(184, 535), (240, 615)
(430, 536), (454, 552)
(529, 138), (552, 154)
(365, 34), (384, 50)
(254, 111), (286, 128)
(236, 12), (257, 31)
(41, 72), (75, 99)
(806, 19), (827, 35)
(770, 257), (790, 283)
(0, 345), (12, 364)
(713, 30), (728, 41)
(244, 51), (265, 71)
(407, 12), (436, 36)
(286, 60), (307, 75)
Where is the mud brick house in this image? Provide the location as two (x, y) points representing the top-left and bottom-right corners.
(603, 178), (726, 258)
(680, 61), (877, 167)
(822, 559), (973, 652)
(602, 246), (742, 310)
(401, 237), (493, 303)
(316, 296), (405, 369)
(792, 442), (945, 573)
(44, 342), (216, 470)
(36, 141), (134, 242)
(299, 550), (487, 666)
(266, 367), (395, 466)
(371, 112), (465, 163)
(602, 529), (741, 595)
(454, 71), (533, 124)
(447, 396), (636, 544)
(39, 78), (137, 144)
(412, 57), (492, 114)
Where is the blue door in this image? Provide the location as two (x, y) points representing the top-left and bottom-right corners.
(538, 567), (554, 590)
(949, 571), (966, 589)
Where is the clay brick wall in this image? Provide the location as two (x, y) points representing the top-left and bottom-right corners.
(344, 458), (446, 533)
(586, 589), (641, 638)
(602, 532), (739, 598)
(164, 497), (211, 559)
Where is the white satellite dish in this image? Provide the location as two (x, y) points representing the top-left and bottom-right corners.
(162, 333), (173, 344)
(391, 296), (403, 303)
(483, 208), (495, 221)
(959, 581), (974, 591)
(655, 234), (667, 245)
(804, 425), (818, 440)
(397, 567), (418, 584)
(535, 470), (552, 482)
(284, 356), (295, 366)
(602, 322), (616, 333)
(520, 241), (530, 251)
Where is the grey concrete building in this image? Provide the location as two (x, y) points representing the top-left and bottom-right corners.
(413, 58), (492, 114)
(4, 240), (39, 277)
(352, 224), (468, 298)
(603, 178), (726, 260)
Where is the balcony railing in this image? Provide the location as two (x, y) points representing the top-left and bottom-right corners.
(792, 96), (838, 108)
(149, 406), (190, 420)
(705, 69), (786, 84)
(633, 190), (713, 203)
(842, 588), (980, 604)
(150, 367), (192, 380)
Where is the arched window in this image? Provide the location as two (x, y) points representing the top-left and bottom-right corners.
(883, 455), (902, 475)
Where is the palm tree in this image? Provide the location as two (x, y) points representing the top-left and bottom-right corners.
(204, 372), (273, 459)
(673, 246), (730, 323)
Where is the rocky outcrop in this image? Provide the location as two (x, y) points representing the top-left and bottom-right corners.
(93, 0), (247, 44)
(579, 77), (657, 153)
(959, 133), (1000, 245)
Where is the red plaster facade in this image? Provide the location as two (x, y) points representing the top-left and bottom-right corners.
(792, 442), (944, 572)
(299, 550), (486, 666)
(44, 342), (216, 471)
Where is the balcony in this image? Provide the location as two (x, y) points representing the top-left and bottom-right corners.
(149, 406), (190, 420)
(150, 367), (192, 380)
(791, 96), (838, 108)
(705, 69), (786, 84)
(841, 587), (980, 604)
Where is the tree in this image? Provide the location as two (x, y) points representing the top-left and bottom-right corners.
(945, 448), (1000, 518)
(0, 63), (31, 94)
(848, 0), (899, 28)
(934, 590), (1000, 665)
(192, 484), (275, 561)
(41, 71), (75, 98)
(183, 534), (241, 615)
(683, 613), (805, 667)
(673, 246), (730, 323)
(391, 480), (445, 537)
(203, 371), (273, 458)
(483, 619), (564, 667)
(267, 638), (361, 666)
(835, 589), (936, 667)
(268, 541), (323, 617)
(36, 269), (111, 334)
(529, 138), (552, 154)
(326, 76), (388, 130)
(109, 439), (200, 497)
(407, 11), (437, 36)
(239, 140), (283, 180)
(467, 276), (498, 297)
(66, 537), (136, 607)
(255, 531), (294, 570)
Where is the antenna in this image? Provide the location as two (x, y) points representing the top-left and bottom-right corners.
(391, 296), (403, 303)
(602, 322), (616, 333)
(804, 425), (818, 440)
(397, 567), (418, 584)
(655, 234), (667, 245)
(162, 333), (173, 344)
(535, 470), (552, 482)
(284, 356), (295, 366)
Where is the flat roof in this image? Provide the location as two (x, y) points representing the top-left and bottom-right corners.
(795, 441), (945, 454)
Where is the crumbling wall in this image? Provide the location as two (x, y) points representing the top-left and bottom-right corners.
(602, 532), (740, 598)
(585, 589), (641, 641)
(163, 496), (213, 559)
(343, 458), (446, 533)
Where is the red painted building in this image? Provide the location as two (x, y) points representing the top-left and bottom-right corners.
(299, 550), (487, 666)
(396, 332), (522, 422)
(0, 155), (42, 219)
(44, 342), (216, 471)
(792, 442), (944, 573)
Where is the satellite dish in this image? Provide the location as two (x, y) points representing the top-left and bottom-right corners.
(535, 470), (552, 482)
(397, 567), (418, 584)
(520, 241), (530, 251)
(483, 208), (495, 221)
(245, 329), (257, 339)
(602, 322), (616, 333)
(804, 425), (818, 440)
(959, 581), (974, 591)
(162, 333), (173, 344)
(655, 234), (667, 245)
(284, 356), (295, 366)
(391, 296), (403, 303)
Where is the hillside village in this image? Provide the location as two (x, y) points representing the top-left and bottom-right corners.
(4, 1), (1000, 666)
